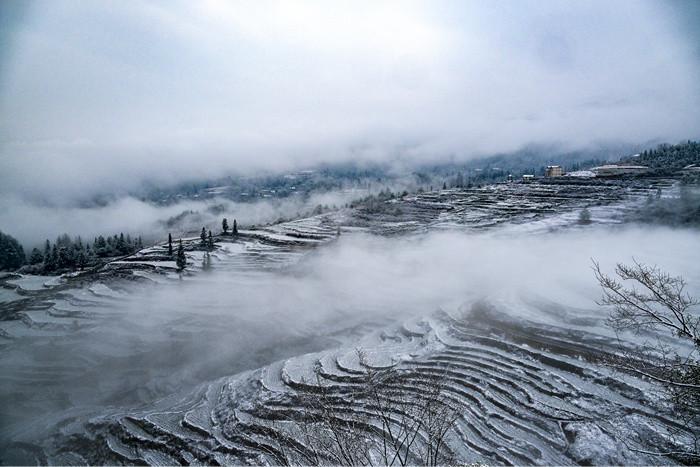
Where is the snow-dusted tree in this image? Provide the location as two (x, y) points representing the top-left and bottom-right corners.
(86, 244), (97, 265)
(94, 236), (108, 257)
(29, 248), (44, 265)
(200, 227), (207, 245)
(57, 246), (70, 269)
(77, 250), (87, 271)
(44, 244), (58, 272)
(222, 218), (229, 234)
(233, 219), (238, 235)
(0, 231), (25, 270)
(176, 239), (187, 271)
(168, 233), (173, 256)
(208, 230), (213, 249)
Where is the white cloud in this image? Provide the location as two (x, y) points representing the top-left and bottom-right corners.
(0, 0), (698, 200)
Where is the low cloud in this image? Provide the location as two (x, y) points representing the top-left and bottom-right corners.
(1, 0), (699, 201)
(2, 224), (699, 444)
(0, 190), (358, 248)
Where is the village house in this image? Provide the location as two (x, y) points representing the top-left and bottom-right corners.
(545, 165), (564, 177)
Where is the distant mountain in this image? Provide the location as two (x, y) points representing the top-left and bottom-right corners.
(411, 142), (643, 182)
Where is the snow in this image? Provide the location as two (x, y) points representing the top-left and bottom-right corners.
(565, 422), (644, 465)
(0, 288), (22, 303)
(43, 276), (65, 287)
(6, 275), (55, 291)
(88, 283), (124, 298)
(566, 170), (596, 178)
(110, 260), (178, 269)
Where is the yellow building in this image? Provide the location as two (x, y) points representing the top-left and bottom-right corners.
(545, 165), (564, 177)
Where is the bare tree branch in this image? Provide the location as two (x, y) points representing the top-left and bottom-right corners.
(593, 258), (700, 462)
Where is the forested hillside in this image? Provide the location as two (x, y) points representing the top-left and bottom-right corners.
(621, 141), (700, 171)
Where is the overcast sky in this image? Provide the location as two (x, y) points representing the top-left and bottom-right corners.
(1, 0), (699, 200)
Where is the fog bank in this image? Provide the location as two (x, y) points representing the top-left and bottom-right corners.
(0, 190), (357, 248)
(1, 224), (698, 448)
(1, 0), (699, 201)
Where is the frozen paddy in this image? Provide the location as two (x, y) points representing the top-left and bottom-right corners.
(0, 288), (22, 304)
(5, 275), (55, 291)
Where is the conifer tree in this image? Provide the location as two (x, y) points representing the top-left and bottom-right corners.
(86, 245), (97, 265)
(176, 239), (187, 270)
(117, 233), (127, 254)
(168, 233), (173, 256)
(46, 245), (58, 271)
(29, 248), (44, 265)
(77, 250), (87, 270)
(222, 218), (229, 234)
(57, 246), (69, 269)
(233, 219), (238, 235)
(95, 236), (107, 257)
(0, 231), (26, 270)
(208, 230), (213, 249)
(200, 227), (207, 245)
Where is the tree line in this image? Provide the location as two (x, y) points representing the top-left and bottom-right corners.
(621, 140), (700, 171)
(167, 218), (239, 272)
(2, 217), (243, 273)
(0, 231), (144, 273)
(0, 231), (25, 271)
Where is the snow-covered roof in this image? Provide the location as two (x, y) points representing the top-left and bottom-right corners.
(566, 170), (596, 178)
(592, 164), (648, 170)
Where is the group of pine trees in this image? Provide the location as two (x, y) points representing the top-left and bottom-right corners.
(221, 218), (238, 235)
(0, 231), (144, 273)
(623, 141), (700, 171)
(165, 218), (239, 272)
(0, 231), (25, 271)
(201, 227), (214, 249)
(34, 233), (143, 273)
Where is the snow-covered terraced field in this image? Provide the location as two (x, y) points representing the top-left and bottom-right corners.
(47, 303), (691, 465)
(0, 179), (695, 465)
(351, 178), (671, 235)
